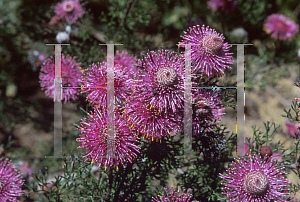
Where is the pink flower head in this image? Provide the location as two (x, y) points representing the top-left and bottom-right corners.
(207, 0), (238, 13)
(39, 54), (82, 103)
(152, 186), (194, 202)
(285, 121), (300, 138)
(219, 151), (290, 201)
(179, 25), (233, 77)
(81, 62), (131, 107)
(124, 97), (182, 141)
(55, 0), (84, 24)
(134, 49), (189, 114)
(264, 14), (299, 40)
(113, 50), (137, 75)
(0, 158), (24, 201)
(76, 107), (140, 169)
(192, 88), (225, 135)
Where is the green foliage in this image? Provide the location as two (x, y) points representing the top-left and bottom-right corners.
(30, 153), (107, 201)
(176, 125), (236, 201)
(282, 100), (300, 122)
(99, 0), (152, 52)
(29, 135), (186, 201)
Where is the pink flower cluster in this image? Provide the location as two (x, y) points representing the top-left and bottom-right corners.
(38, 25), (233, 169)
(36, 10), (294, 199)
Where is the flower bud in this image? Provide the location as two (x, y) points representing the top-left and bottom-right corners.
(260, 146), (273, 158)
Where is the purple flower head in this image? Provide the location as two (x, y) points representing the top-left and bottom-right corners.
(192, 88), (225, 135)
(179, 25), (233, 77)
(134, 50), (189, 114)
(39, 54), (82, 103)
(76, 107), (140, 169)
(285, 121), (300, 138)
(0, 158), (24, 201)
(113, 50), (137, 75)
(81, 62), (131, 107)
(207, 0), (238, 13)
(264, 14), (299, 40)
(124, 97), (182, 141)
(219, 151), (290, 201)
(152, 186), (194, 202)
(55, 0), (84, 24)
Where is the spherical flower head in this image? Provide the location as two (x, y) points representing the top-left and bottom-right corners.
(55, 0), (84, 24)
(152, 186), (194, 202)
(0, 158), (24, 201)
(124, 97), (182, 140)
(219, 151), (290, 201)
(39, 54), (82, 103)
(264, 14), (299, 40)
(192, 88), (225, 135)
(135, 50), (189, 114)
(179, 25), (233, 78)
(76, 107), (140, 168)
(81, 62), (131, 107)
(207, 0), (237, 13)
